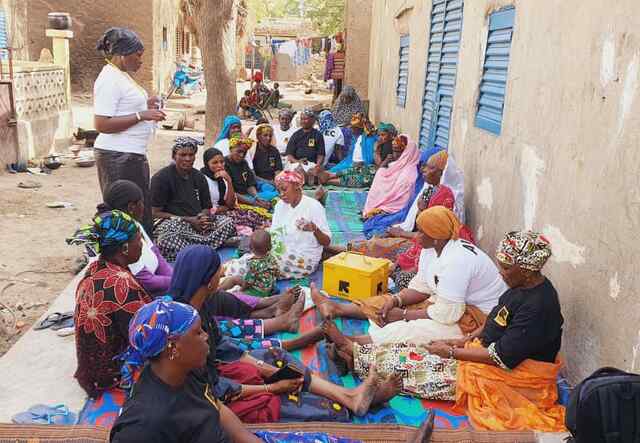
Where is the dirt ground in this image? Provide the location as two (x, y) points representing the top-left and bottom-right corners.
(0, 81), (330, 356)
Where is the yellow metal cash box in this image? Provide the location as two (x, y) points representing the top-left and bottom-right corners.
(322, 252), (391, 301)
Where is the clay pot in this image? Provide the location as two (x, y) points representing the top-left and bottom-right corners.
(48, 13), (72, 30)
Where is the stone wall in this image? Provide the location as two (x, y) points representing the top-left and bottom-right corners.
(11, 61), (71, 161)
(368, 0), (640, 383)
(344, 0), (372, 99)
(0, 81), (18, 169)
(26, 0), (157, 92)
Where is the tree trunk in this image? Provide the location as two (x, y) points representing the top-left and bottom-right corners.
(188, 0), (238, 143)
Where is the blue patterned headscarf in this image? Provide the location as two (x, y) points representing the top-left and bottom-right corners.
(67, 209), (139, 255)
(169, 245), (221, 304)
(119, 297), (199, 387)
(215, 115), (242, 143)
(319, 110), (337, 133)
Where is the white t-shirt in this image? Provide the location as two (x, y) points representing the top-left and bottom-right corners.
(94, 64), (154, 155)
(271, 195), (331, 266)
(415, 239), (508, 313)
(273, 125), (298, 155)
(214, 139), (231, 157)
(129, 222), (158, 275)
(322, 127), (344, 166)
(352, 135), (364, 163)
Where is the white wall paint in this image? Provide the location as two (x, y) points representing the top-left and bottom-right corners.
(520, 145), (545, 230)
(600, 32), (616, 87)
(476, 177), (494, 211)
(542, 225), (587, 268)
(609, 273), (621, 300)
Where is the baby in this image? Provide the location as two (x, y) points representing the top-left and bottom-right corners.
(221, 229), (280, 297)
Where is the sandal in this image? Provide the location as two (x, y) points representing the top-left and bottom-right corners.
(34, 312), (74, 331)
(12, 404), (77, 425)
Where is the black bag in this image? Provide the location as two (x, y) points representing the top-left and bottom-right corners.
(566, 367), (640, 443)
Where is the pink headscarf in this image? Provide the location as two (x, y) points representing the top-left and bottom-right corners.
(363, 135), (420, 216)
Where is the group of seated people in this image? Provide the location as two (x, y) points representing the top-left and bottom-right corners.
(70, 95), (568, 442)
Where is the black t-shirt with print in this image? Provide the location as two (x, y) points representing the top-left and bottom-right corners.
(285, 128), (325, 163)
(480, 278), (564, 369)
(110, 366), (229, 443)
(150, 164), (212, 217)
(253, 144), (283, 181)
(224, 157), (256, 195)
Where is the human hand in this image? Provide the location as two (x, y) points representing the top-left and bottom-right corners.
(380, 297), (398, 322)
(215, 205), (229, 214)
(386, 227), (405, 238)
(147, 96), (162, 110)
(425, 342), (453, 359)
(140, 109), (166, 122)
(187, 216), (206, 232)
(269, 378), (304, 394)
(432, 337), (470, 348)
(214, 170), (231, 181)
(417, 198), (428, 211)
(298, 219), (317, 232)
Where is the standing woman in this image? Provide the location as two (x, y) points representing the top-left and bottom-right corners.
(94, 28), (166, 234)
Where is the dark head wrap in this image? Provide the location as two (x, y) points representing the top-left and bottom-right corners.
(97, 180), (143, 214)
(96, 27), (144, 57)
(169, 245), (221, 304)
(119, 297), (199, 387)
(172, 136), (203, 157)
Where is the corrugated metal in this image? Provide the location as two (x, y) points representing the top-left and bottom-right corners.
(475, 7), (515, 135)
(396, 34), (410, 108)
(419, 0), (464, 149)
(0, 9), (8, 60)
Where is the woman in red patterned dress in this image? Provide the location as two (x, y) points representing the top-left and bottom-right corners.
(73, 210), (152, 398)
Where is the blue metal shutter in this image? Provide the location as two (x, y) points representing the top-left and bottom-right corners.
(0, 8), (8, 60)
(419, 0), (464, 150)
(396, 34), (410, 108)
(475, 7), (515, 135)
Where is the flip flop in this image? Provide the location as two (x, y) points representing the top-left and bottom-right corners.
(50, 316), (74, 331)
(34, 312), (73, 331)
(12, 404), (77, 425)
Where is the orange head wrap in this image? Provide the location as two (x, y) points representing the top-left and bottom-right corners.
(416, 206), (461, 240)
(427, 151), (449, 171)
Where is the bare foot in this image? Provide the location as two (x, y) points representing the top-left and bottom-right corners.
(411, 410), (435, 443)
(373, 372), (402, 405)
(310, 283), (336, 319)
(281, 296), (305, 332)
(315, 185), (327, 201)
(275, 288), (297, 316)
(349, 367), (380, 417)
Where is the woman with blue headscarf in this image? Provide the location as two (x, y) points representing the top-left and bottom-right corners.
(111, 298), (426, 442)
(94, 28), (167, 235)
(214, 115), (243, 156)
(167, 245), (397, 424)
(73, 210), (152, 399)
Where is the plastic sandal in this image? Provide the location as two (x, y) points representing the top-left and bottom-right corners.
(12, 404), (78, 425)
(34, 312), (73, 331)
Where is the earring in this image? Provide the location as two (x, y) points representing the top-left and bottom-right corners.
(122, 244), (129, 256)
(169, 346), (178, 361)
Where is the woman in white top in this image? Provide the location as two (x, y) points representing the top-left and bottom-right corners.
(213, 115), (243, 156)
(93, 28), (166, 234)
(313, 206), (507, 345)
(272, 109), (298, 155)
(270, 170), (331, 279)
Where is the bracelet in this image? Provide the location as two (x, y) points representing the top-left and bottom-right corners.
(135, 112), (141, 122)
(448, 346), (455, 359)
(264, 384), (270, 393)
(402, 308), (408, 321)
(394, 293), (403, 308)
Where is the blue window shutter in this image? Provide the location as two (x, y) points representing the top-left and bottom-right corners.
(0, 8), (8, 60)
(419, 0), (464, 150)
(396, 34), (410, 108)
(475, 7), (515, 135)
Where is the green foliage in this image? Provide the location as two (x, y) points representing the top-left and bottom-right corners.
(247, 0), (345, 36)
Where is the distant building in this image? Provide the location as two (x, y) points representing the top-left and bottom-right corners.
(25, 0), (190, 94)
